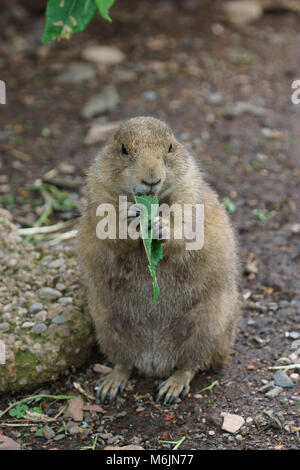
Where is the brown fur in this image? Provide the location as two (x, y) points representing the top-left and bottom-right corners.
(77, 116), (240, 402)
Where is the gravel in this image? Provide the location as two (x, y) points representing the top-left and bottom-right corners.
(0, 209), (95, 393)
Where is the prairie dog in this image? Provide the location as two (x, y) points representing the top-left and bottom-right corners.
(78, 116), (240, 403)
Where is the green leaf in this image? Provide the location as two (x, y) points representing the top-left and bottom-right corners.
(95, 0), (115, 22)
(35, 428), (45, 437)
(32, 407), (43, 414)
(134, 194), (163, 310)
(223, 197), (237, 214)
(8, 403), (29, 419)
(42, 0), (97, 43)
(253, 208), (270, 221)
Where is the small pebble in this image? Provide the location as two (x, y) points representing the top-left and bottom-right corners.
(0, 322), (10, 332)
(53, 435), (65, 441)
(143, 90), (157, 101)
(265, 386), (283, 398)
(56, 283), (66, 291)
(43, 426), (55, 440)
(38, 287), (62, 300)
(48, 259), (64, 269)
(51, 316), (68, 324)
(28, 303), (44, 315)
(258, 381), (274, 393)
(35, 310), (47, 322)
(273, 370), (293, 388)
(31, 323), (47, 334)
(2, 313), (11, 321)
(58, 297), (73, 305)
(221, 412), (245, 434)
(22, 321), (36, 328)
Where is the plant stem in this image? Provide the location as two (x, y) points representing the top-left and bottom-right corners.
(0, 394), (76, 419)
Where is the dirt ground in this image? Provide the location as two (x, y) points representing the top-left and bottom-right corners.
(0, 0), (299, 450)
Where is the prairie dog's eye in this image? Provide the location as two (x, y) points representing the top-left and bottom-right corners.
(168, 143), (173, 153)
(122, 144), (128, 155)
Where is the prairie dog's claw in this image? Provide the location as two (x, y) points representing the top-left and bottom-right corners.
(95, 364), (131, 403)
(156, 370), (194, 404)
(151, 216), (170, 242)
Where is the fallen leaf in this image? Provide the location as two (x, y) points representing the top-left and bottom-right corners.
(82, 404), (106, 413)
(64, 397), (84, 422)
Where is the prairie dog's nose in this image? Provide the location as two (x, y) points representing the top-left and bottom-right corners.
(141, 178), (161, 188)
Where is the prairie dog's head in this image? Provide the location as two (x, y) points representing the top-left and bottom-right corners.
(94, 116), (191, 201)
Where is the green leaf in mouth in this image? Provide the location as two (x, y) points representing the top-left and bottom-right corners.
(134, 194), (163, 310)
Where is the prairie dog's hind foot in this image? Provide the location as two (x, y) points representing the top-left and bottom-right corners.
(156, 369), (195, 404)
(95, 364), (132, 403)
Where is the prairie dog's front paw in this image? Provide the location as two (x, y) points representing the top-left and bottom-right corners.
(127, 203), (142, 220)
(119, 203), (141, 223)
(151, 216), (170, 242)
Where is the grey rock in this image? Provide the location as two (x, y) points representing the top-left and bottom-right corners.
(35, 311), (47, 322)
(28, 303), (44, 315)
(58, 297), (73, 304)
(56, 62), (95, 84)
(84, 120), (121, 146)
(82, 45), (125, 65)
(265, 386), (283, 398)
(38, 287), (62, 300)
(40, 256), (54, 265)
(56, 283), (66, 291)
(52, 316), (68, 324)
(48, 259), (65, 269)
(273, 370), (293, 388)
(2, 313), (11, 321)
(81, 87), (119, 119)
(203, 90), (223, 105)
(223, 1), (263, 26)
(289, 332), (300, 340)
(43, 426), (55, 440)
(258, 381), (275, 393)
(22, 321), (36, 328)
(5, 36), (32, 56)
(143, 90), (157, 102)
(31, 323), (47, 334)
(224, 101), (266, 118)
(53, 434), (65, 441)
(115, 70), (136, 82)
(0, 322), (10, 332)
(0, 435), (21, 450)
(279, 300), (290, 308)
(99, 433), (113, 440)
